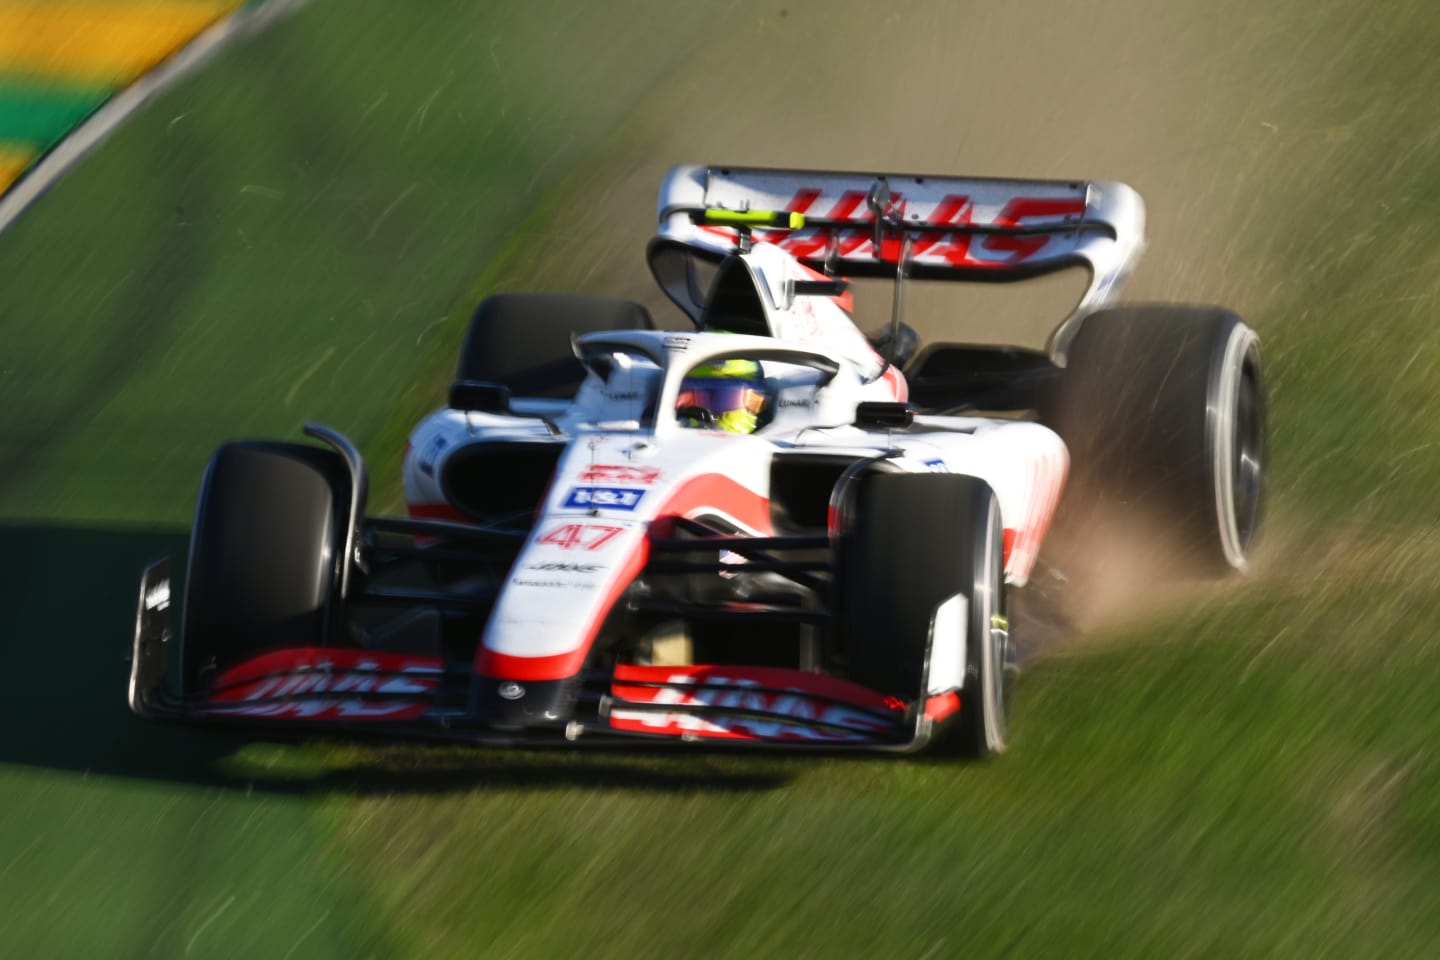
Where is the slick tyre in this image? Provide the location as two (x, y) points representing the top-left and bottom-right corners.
(181, 442), (349, 691)
(841, 472), (1010, 757)
(457, 292), (654, 399)
(1046, 305), (1265, 574)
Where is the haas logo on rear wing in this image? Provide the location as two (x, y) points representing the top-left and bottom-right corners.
(652, 164), (1148, 360)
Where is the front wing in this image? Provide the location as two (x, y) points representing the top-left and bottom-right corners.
(129, 560), (937, 752)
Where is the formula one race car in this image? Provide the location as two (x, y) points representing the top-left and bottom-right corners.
(128, 165), (1264, 756)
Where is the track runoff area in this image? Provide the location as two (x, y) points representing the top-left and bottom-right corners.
(0, 0), (298, 235)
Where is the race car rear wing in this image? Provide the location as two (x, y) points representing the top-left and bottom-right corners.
(650, 164), (1147, 360)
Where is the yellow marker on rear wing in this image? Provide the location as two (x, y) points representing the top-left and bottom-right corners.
(700, 208), (805, 229)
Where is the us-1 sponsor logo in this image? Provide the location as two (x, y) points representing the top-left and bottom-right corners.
(563, 486), (644, 511)
(923, 458), (948, 473)
(578, 464), (660, 485)
(537, 522), (626, 551)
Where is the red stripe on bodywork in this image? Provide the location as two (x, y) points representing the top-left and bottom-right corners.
(474, 535), (651, 682)
(657, 472), (774, 534)
(408, 501), (468, 523)
(924, 691), (961, 722)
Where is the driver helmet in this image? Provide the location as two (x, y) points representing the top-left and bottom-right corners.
(676, 358), (769, 434)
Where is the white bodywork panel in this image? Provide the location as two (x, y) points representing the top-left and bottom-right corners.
(406, 328), (1066, 674)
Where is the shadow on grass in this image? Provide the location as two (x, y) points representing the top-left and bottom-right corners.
(0, 523), (791, 796)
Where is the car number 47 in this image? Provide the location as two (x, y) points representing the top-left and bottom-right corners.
(538, 523), (626, 551)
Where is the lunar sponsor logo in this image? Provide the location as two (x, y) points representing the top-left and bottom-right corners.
(563, 486), (645, 510)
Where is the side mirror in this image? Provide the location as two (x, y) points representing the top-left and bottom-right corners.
(449, 380), (511, 413)
(854, 402), (913, 429)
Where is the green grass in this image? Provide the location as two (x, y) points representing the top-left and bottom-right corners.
(0, 1), (722, 955)
(4, 0), (1440, 956)
(328, 2), (1440, 957)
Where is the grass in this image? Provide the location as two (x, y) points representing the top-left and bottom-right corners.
(3, 0), (1440, 957)
(328, 2), (1440, 957)
(0, 1), (721, 954)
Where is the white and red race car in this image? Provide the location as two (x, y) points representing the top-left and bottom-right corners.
(129, 166), (1264, 756)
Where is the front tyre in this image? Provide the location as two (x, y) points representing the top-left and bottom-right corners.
(181, 442), (349, 692)
(840, 472), (1010, 757)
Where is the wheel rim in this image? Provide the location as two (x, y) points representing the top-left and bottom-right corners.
(982, 497), (1009, 750)
(1211, 326), (1264, 570)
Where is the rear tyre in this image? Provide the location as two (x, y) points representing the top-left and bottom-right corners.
(840, 472), (1009, 757)
(1046, 305), (1265, 573)
(457, 292), (655, 399)
(181, 442), (349, 691)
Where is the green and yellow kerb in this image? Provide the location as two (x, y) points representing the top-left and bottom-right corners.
(0, 0), (247, 196)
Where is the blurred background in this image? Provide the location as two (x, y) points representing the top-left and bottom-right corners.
(1, 0), (1438, 955)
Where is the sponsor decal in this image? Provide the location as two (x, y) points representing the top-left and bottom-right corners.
(233, 662), (437, 701)
(511, 577), (598, 590)
(699, 189), (1083, 266)
(537, 523), (626, 551)
(778, 397), (813, 409)
(528, 562), (602, 573)
(208, 657), (441, 721)
(563, 486), (645, 511)
(418, 434), (448, 478)
(923, 458), (948, 473)
(604, 390), (641, 401)
(579, 464), (660, 485)
(663, 335), (691, 352)
(210, 700), (426, 719)
(610, 672), (899, 742)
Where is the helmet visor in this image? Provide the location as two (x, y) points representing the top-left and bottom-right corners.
(676, 380), (767, 417)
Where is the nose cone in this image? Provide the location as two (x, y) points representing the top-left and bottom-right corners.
(471, 674), (579, 730)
